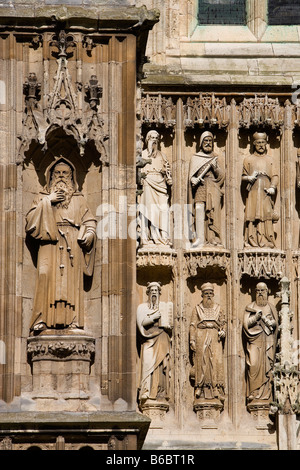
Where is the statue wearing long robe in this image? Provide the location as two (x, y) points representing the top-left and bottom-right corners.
(138, 148), (172, 246)
(26, 159), (96, 331)
(242, 153), (278, 248)
(243, 301), (278, 403)
(137, 301), (171, 403)
(189, 302), (226, 402)
(188, 149), (224, 246)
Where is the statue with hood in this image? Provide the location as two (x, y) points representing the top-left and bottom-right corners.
(25, 156), (97, 333)
(188, 131), (224, 248)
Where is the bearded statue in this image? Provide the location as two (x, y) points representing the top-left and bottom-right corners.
(25, 157), (97, 333)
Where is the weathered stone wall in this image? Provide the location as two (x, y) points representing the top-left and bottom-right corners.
(1, 0), (300, 452)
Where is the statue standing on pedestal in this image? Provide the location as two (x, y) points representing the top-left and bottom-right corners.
(243, 282), (278, 407)
(26, 156), (97, 333)
(242, 132), (279, 248)
(188, 131), (224, 248)
(189, 283), (226, 408)
(138, 130), (172, 247)
(136, 282), (171, 408)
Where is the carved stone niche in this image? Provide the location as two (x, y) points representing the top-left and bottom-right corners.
(27, 331), (95, 411)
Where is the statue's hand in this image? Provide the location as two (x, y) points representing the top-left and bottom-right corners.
(80, 231), (94, 250)
(264, 187), (275, 196)
(211, 159), (218, 170)
(248, 171), (258, 184)
(151, 310), (161, 322)
(48, 189), (66, 204)
(191, 176), (198, 187)
(255, 310), (262, 321)
(218, 329), (226, 339)
(190, 340), (196, 352)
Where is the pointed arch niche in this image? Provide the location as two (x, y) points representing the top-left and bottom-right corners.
(21, 125), (104, 391)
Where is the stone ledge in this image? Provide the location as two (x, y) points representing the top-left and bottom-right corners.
(0, 4), (160, 31)
(0, 411), (151, 450)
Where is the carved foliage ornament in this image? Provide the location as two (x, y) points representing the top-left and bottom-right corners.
(184, 250), (231, 277)
(27, 337), (95, 363)
(18, 30), (108, 163)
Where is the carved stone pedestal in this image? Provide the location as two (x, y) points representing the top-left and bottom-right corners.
(27, 330), (95, 411)
(140, 399), (169, 421)
(247, 401), (271, 424)
(194, 399), (223, 424)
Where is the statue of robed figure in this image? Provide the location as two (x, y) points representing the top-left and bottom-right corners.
(26, 156), (97, 333)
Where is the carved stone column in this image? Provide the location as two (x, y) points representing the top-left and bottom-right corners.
(272, 277), (300, 450)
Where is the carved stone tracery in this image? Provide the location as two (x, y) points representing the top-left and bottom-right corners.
(238, 250), (286, 280)
(238, 95), (284, 129)
(18, 30), (108, 163)
(184, 249), (231, 278)
(141, 93), (176, 127)
(184, 94), (230, 129)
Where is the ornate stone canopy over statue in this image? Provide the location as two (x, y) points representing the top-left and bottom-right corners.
(242, 132), (279, 248)
(26, 156), (97, 333)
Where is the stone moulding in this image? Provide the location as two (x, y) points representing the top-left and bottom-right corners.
(0, 5), (160, 32)
(184, 248), (231, 277)
(238, 249), (286, 280)
(27, 334), (95, 363)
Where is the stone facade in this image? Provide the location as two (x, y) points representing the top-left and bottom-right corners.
(0, 0), (300, 451)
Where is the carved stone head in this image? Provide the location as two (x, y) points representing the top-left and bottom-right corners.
(45, 156), (78, 193)
(200, 131), (214, 154)
(201, 282), (215, 307)
(146, 281), (161, 309)
(253, 132), (268, 155)
(255, 282), (269, 306)
(145, 130), (160, 154)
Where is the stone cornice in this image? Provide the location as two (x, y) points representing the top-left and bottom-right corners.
(0, 5), (160, 33)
